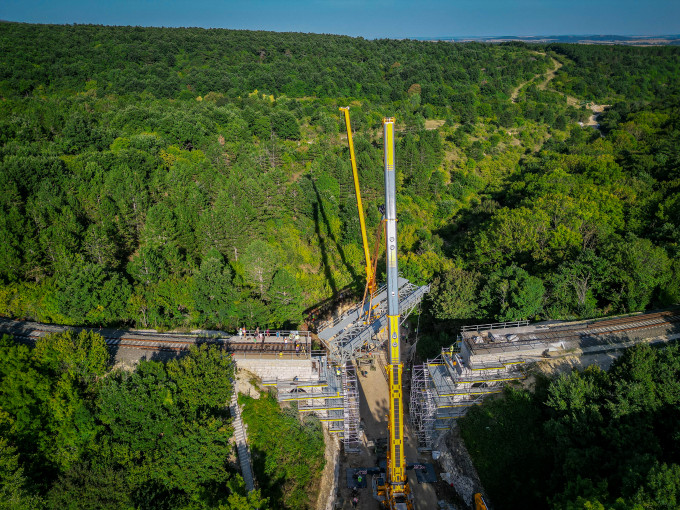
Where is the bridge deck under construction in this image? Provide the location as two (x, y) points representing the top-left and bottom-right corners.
(317, 277), (430, 364)
(410, 309), (680, 450)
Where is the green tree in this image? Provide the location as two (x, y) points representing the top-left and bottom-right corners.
(54, 262), (131, 326)
(192, 249), (238, 328)
(271, 111), (300, 140)
(240, 240), (279, 298)
(430, 266), (481, 320)
(239, 393), (325, 509)
(605, 235), (671, 312)
(46, 460), (131, 510)
(0, 437), (43, 510)
(481, 266), (545, 321)
(267, 268), (303, 328)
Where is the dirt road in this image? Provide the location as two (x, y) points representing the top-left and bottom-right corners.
(510, 53), (563, 102)
(336, 357), (439, 509)
(509, 54), (609, 128)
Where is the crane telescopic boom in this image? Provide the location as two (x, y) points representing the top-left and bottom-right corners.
(339, 107), (377, 297)
(380, 117), (414, 510)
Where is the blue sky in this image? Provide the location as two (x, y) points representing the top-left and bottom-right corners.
(1, 0), (678, 38)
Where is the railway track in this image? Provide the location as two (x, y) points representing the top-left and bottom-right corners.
(0, 318), (315, 355)
(2, 308), (678, 357)
(484, 309), (680, 351)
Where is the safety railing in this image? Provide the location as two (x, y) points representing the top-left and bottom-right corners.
(460, 320), (529, 332)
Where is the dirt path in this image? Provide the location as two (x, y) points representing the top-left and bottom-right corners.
(510, 53), (562, 102)
(581, 103), (610, 128)
(425, 119), (446, 130)
(538, 58), (563, 91)
(336, 356), (439, 509)
(509, 55), (609, 129)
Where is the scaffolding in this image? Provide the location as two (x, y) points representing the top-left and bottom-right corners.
(409, 364), (436, 451)
(317, 277), (430, 364)
(342, 364), (361, 452)
(264, 357), (361, 452)
(409, 348), (527, 450)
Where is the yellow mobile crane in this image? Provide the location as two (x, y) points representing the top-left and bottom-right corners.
(338, 112), (482, 510)
(339, 111), (414, 508)
(339, 107), (378, 298)
(376, 117), (414, 510)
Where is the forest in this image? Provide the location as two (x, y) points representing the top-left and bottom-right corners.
(0, 330), (326, 509)
(459, 342), (680, 509)
(1, 24), (678, 346)
(0, 23), (679, 507)
(0, 332), (271, 509)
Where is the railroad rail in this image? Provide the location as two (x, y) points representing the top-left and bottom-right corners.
(0, 318), (320, 356)
(462, 308), (680, 359)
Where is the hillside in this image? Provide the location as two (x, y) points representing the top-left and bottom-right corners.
(0, 24), (678, 359)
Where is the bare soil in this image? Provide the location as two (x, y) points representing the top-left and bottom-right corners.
(334, 354), (440, 509)
(425, 119), (446, 130)
(317, 427), (341, 510)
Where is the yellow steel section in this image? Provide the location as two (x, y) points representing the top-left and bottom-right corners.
(387, 363), (405, 482)
(475, 493), (489, 510)
(339, 107), (376, 296)
(388, 316), (400, 362)
(384, 117), (395, 167)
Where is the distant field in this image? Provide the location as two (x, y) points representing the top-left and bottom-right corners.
(413, 34), (680, 45)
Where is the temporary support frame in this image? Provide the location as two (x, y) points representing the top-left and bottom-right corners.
(409, 349), (527, 450)
(409, 364), (437, 451)
(265, 357), (361, 452)
(342, 364), (361, 452)
(318, 278), (430, 365)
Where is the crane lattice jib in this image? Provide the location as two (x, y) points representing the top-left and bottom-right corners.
(339, 107), (376, 297)
(382, 117), (412, 509)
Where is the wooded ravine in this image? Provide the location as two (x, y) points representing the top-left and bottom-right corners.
(0, 23), (679, 509)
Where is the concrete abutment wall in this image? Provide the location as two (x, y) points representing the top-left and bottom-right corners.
(233, 357), (320, 382)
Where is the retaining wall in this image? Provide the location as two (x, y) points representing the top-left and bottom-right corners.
(235, 357), (320, 381)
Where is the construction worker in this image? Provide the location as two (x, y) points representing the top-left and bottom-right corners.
(357, 474), (363, 486)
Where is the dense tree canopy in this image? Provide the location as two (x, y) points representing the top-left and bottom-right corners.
(1, 24), (678, 341)
(0, 333), (275, 509)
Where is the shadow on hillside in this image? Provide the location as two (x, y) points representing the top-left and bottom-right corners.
(311, 178), (360, 298)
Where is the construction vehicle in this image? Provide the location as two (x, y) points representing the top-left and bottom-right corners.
(338, 111), (417, 508)
(474, 493), (489, 510)
(373, 117), (415, 510)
